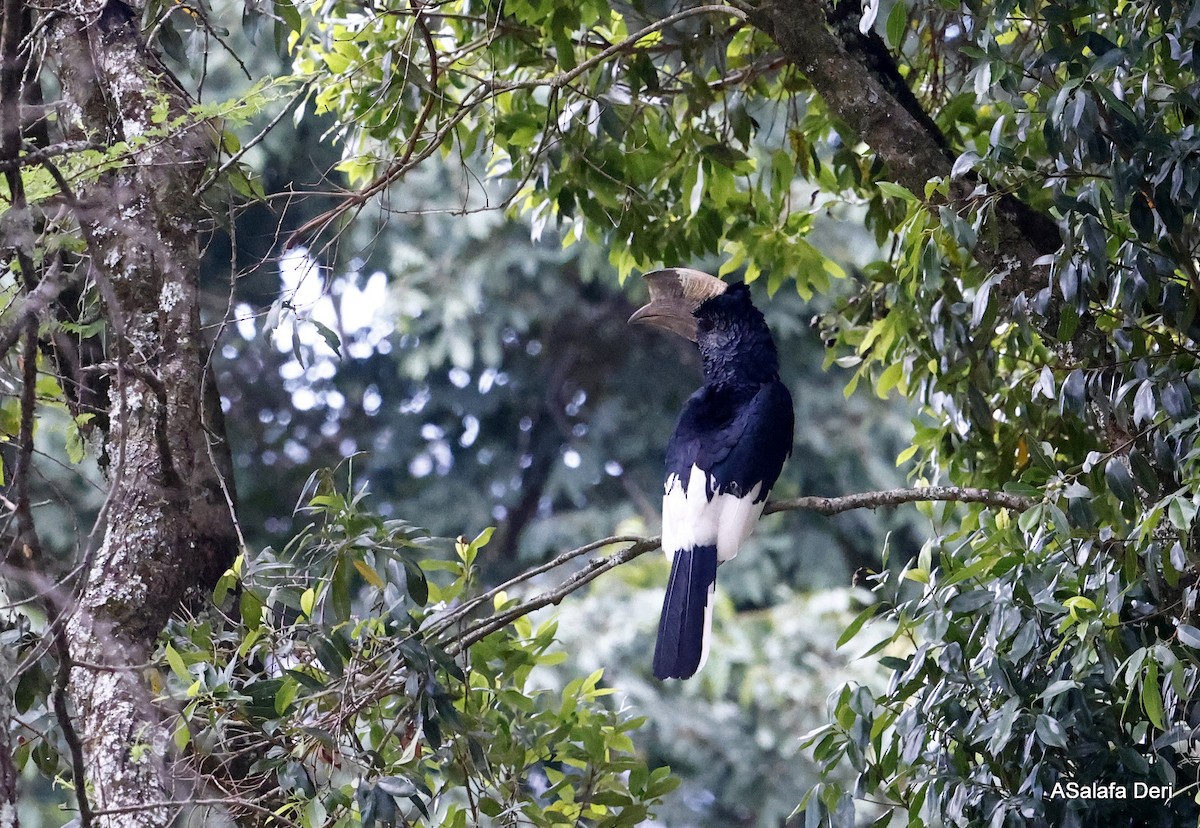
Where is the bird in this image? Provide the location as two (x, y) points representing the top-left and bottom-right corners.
(628, 268), (795, 680)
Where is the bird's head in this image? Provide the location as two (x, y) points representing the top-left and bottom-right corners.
(629, 268), (779, 384)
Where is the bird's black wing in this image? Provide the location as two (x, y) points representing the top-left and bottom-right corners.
(665, 379), (794, 501)
(706, 378), (794, 501)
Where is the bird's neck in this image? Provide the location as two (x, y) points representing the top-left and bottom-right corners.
(699, 325), (780, 388)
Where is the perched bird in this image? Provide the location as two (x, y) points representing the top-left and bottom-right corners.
(629, 268), (795, 680)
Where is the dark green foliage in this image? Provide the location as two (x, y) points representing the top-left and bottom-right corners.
(164, 475), (677, 827)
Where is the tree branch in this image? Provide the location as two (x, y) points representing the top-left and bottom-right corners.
(438, 484), (1035, 653)
(763, 485), (1036, 516)
(0, 140), (97, 172)
(0, 678), (16, 828)
(289, 4), (751, 245)
(426, 533), (647, 641)
(443, 535), (662, 655)
(7, 318), (94, 826)
(0, 253), (72, 363)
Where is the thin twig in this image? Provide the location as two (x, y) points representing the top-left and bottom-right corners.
(288, 4), (749, 245)
(425, 534), (645, 639)
(443, 536), (662, 655)
(88, 797), (300, 827)
(12, 317), (39, 558)
(194, 80), (315, 196)
(7, 322), (95, 826)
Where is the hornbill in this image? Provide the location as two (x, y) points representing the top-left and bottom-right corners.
(629, 268), (795, 680)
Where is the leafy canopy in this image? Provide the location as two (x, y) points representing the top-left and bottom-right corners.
(278, 0), (1200, 824)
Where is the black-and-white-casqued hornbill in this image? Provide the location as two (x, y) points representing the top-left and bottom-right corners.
(629, 268), (795, 680)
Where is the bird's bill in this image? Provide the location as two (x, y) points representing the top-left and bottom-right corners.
(628, 268), (728, 342)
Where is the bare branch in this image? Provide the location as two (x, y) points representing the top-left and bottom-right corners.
(443, 536), (662, 655)
(426, 533), (647, 640)
(11, 316), (40, 562)
(4, 319), (93, 826)
(88, 797), (300, 828)
(0, 140), (96, 172)
(0, 253), (71, 362)
(52, 625), (94, 828)
(753, 0), (1059, 307)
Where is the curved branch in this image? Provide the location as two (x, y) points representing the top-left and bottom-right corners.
(425, 533), (647, 640)
(439, 484), (1036, 653)
(444, 535), (662, 655)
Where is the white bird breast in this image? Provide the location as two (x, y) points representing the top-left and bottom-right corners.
(662, 465), (764, 562)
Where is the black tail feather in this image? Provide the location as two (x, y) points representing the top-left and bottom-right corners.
(653, 545), (718, 680)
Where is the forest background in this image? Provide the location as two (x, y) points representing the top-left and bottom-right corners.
(5, 0), (1200, 826)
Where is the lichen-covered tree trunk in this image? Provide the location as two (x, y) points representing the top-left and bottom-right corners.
(0, 681), (16, 828)
(45, 3), (238, 824)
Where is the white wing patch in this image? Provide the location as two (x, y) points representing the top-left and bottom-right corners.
(662, 465), (764, 563)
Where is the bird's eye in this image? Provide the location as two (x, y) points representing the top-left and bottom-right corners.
(696, 317), (714, 334)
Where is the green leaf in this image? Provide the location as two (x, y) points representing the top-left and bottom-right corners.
(1168, 495), (1196, 531)
(1034, 714), (1068, 748)
(274, 0), (302, 34)
(310, 319), (342, 357)
(164, 643), (190, 683)
(876, 181), (918, 202)
(330, 556), (353, 621)
(1177, 624), (1200, 648)
(275, 677), (299, 715)
(875, 361), (904, 397)
(469, 526), (495, 558)
(1104, 457), (1136, 505)
(553, 29), (577, 71)
(65, 414), (94, 464)
(885, 1), (908, 48)
(241, 589), (263, 631)
(1141, 662), (1165, 730)
(837, 604), (879, 648)
(173, 719), (191, 752)
(403, 558), (429, 605)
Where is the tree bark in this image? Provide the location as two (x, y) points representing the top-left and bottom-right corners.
(40, 2), (239, 825)
(0, 675), (16, 828)
(752, 0), (1061, 306)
